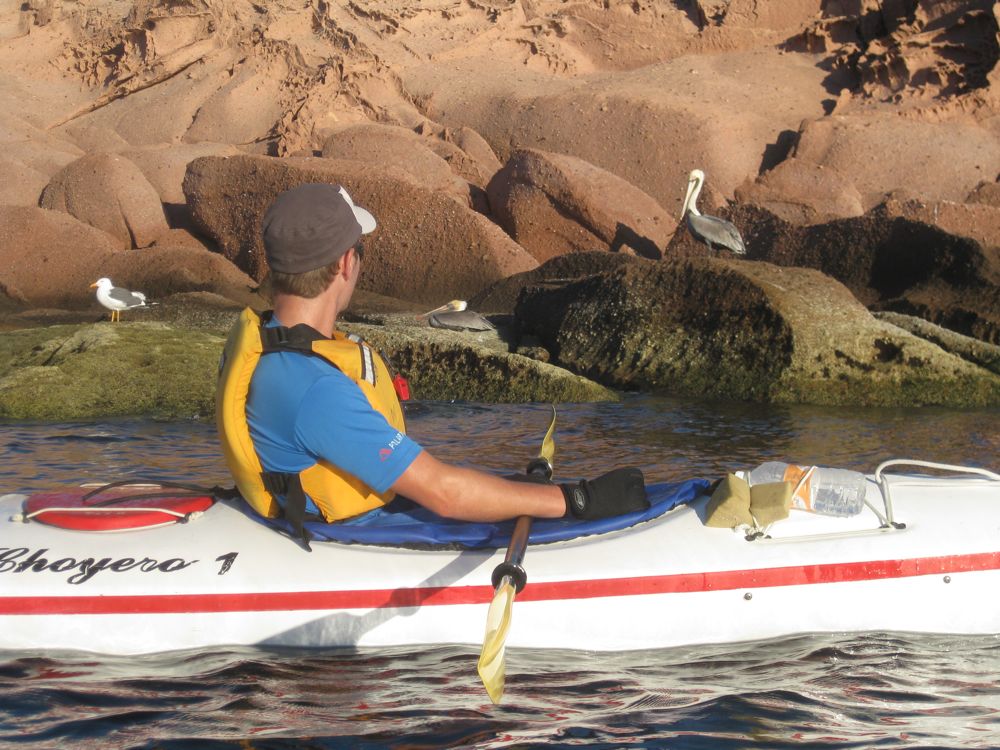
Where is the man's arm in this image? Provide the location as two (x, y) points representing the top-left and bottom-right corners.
(391, 451), (566, 521)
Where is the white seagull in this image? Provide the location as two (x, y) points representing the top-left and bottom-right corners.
(90, 277), (148, 322)
(680, 169), (747, 255)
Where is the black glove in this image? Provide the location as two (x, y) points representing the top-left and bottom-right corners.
(503, 473), (551, 485)
(559, 467), (648, 520)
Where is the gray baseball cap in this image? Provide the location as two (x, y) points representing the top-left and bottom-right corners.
(262, 183), (377, 273)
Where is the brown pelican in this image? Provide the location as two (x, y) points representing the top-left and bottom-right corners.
(680, 169), (746, 255)
(90, 277), (148, 322)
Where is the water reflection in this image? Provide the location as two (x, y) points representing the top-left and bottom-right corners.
(1, 397), (997, 494)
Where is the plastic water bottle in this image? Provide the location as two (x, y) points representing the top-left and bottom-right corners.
(747, 462), (867, 517)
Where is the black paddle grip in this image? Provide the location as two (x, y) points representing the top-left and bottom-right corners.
(526, 457), (552, 480)
(491, 561), (527, 593)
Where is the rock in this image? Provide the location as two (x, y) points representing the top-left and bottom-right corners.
(876, 311), (1000, 376)
(714, 202), (1000, 344)
(320, 123), (473, 204)
(404, 48), (831, 213)
(486, 148), (675, 262)
(342, 317), (616, 403)
(735, 160), (865, 224)
(0, 311), (614, 420)
(183, 154), (537, 303)
(789, 114), (1000, 210)
(122, 142), (242, 205)
(471, 251), (637, 313)
(0, 206), (119, 309)
(441, 126), (503, 184)
(791, 0), (998, 100)
(0, 156), (49, 206)
(967, 180), (1000, 208)
(97, 243), (262, 311)
(880, 195), (1000, 255)
(0, 322), (224, 420)
(185, 62), (288, 147)
(39, 153), (169, 248)
(513, 254), (1000, 407)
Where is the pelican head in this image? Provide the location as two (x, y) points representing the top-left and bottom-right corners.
(681, 169), (705, 219)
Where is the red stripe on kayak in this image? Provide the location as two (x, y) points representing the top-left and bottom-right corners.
(1, 550), (999, 615)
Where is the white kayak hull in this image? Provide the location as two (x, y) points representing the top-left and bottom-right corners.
(1, 462), (999, 655)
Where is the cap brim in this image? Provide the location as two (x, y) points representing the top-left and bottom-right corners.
(353, 206), (377, 234)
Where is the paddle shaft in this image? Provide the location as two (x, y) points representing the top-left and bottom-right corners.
(490, 458), (552, 593)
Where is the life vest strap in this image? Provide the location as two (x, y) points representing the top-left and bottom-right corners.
(259, 319), (327, 354)
(260, 471), (314, 551)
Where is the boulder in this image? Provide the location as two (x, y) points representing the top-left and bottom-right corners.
(403, 48), (831, 213)
(967, 180), (1000, 208)
(183, 154), (538, 303)
(716, 202), (1000, 343)
(2, 136), (82, 177)
(789, 114), (1000, 209)
(442, 126), (503, 183)
(0, 156), (49, 206)
(39, 153), (169, 248)
(0, 322), (224, 420)
(513, 254), (1000, 407)
(876, 312), (1000, 376)
(320, 123), (472, 203)
(184, 63), (288, 147)
(97, 243), (262, 311)
(879, 195), (1000, 255)
(342, 318), (616, 403)
(735, 160), (865, 224)
(122, 141), (242, 228)
(471, 251), (637, 313)
(0, 206), (119, 308)
(122, 142), (242, 205)
(486, 148), (675, 262)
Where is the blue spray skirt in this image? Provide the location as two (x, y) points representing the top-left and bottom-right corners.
(249, 478), (712, 549)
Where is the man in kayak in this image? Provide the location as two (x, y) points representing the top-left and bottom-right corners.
(217, 182), (648, 542)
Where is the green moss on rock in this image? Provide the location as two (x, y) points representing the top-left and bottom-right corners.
(0, 323), (223, 420)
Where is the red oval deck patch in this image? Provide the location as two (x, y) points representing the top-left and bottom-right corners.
(23, 486), (214, 531)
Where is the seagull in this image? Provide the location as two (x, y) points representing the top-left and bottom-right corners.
(90, 277), (148, 322)
(680, 169), (747, 255)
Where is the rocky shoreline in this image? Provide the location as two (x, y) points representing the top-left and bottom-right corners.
(2, 1), (1000, 418)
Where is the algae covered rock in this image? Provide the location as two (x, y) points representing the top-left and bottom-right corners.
(343, 317), (616, 404)
(515, 255), (1000, 407)
(0, 323), (223, 420)
(0, 312), (614, 421)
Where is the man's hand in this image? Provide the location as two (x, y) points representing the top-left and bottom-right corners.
(560, 467), (648, 520)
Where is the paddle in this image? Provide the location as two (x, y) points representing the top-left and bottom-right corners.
(477, 406), (556, 704)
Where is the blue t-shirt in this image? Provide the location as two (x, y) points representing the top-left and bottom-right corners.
(246, 320), (422, 515)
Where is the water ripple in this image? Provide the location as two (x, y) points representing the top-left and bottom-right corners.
(1, 400), (999, 746)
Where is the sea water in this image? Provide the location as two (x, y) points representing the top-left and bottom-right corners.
(0, 395), (998, 748)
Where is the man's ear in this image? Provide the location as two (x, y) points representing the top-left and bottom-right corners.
(340, 249), (356, 280)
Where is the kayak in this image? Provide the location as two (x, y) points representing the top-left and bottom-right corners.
(0, 459), (998, 656)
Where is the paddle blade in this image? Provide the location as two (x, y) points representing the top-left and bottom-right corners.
(539, 405), (556, 467)
(477, 577), (516, 704)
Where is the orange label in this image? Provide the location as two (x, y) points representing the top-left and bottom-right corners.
(782, 464), (813, 511)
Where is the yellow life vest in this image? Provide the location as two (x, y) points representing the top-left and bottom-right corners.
(216, 308), (407, 530)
